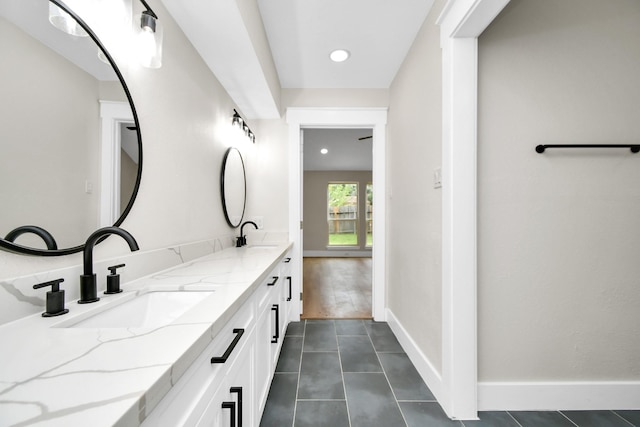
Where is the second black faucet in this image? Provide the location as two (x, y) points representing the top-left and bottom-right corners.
(236, 221), (258, 247)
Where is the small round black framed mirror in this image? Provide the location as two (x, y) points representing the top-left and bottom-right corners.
(220, 147), (246, 228)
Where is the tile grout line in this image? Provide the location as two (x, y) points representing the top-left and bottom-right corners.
(335, 320), (353, 427)
(367, 321), (409, 427)
(505, 411), (525, 427)
(558, 410), (580, 427)
(610, 410), (637, 427)
(291, 321), (306, 427)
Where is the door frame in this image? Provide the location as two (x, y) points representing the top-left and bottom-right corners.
(287, 108), (388, 321)
(436, 0), (511, 419)
(99, 101), (133, 227)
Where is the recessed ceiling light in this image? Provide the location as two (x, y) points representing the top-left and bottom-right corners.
(320, 148), (328, 154)
(329, 49), (350, 63)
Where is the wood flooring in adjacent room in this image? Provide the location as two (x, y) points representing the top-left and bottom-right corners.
(302, 257), (372, 319)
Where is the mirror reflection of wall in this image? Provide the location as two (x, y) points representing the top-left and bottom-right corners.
(0, 12), (100, 249)
(120, 123), (138, 214)
(0, 0), (140, 252)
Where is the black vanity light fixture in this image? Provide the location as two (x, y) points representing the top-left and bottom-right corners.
(137, 0), (163, 68)
(232, 109), (256, 143)
(48, 0), (163, 69)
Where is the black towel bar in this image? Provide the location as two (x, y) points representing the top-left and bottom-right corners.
(536, 144), (640, 153)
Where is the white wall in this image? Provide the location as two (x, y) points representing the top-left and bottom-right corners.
(281, 88), (389, 111)
(478, 0), (640, 382)
(244, 118), (290, 233)
(387, 0), (445, 373)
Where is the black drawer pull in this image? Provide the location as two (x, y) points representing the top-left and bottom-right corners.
(230, 387), (243, 427)
(286, 276), (292, 301)
(222, 401), (236, 427)
(271, 304), (280, 343)
(211, 328), (244, 363)
(267, 276), (279, 286)
(284, 257), (291, 263)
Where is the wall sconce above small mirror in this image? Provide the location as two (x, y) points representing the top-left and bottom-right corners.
(220, 147), (246, 228)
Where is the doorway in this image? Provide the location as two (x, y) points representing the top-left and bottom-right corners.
(286, 107), (387, 322)
(301, 128), (373, 319)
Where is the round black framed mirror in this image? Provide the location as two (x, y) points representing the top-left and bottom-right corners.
(220, 147), (246, 228)
(0, 0), (142, 256)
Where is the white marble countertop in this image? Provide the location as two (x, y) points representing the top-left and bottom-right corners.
(0, 242), (292, 427)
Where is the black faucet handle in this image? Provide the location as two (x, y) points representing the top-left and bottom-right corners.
(108, 264), (126, 275)
(105, 264), (126, 295)
(33, 278), (64, 292)
(33, 278), (68, 317)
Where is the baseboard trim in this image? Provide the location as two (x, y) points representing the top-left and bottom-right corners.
(386, 308), (443, 403)
(303, 250), (372, 258)
(478, 381), (640, 411)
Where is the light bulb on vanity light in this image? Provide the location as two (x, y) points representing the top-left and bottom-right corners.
(48, 2), (88, 37)
(136, 0), (163, 68)
(230, 109), (256, 144)
(232, 110), (244, 130)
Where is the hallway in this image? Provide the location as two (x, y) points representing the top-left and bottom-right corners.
(302, 258), (372, 319)
(259, 320), (640, 427)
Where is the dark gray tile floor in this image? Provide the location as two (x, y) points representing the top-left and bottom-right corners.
(259, 320), (640, 427)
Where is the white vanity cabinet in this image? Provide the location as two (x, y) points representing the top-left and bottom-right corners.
(255, 259), (286, 419)
(280, 254), (293, 333)
(141, 298), (255, 427)
(142, 249), (294, 427)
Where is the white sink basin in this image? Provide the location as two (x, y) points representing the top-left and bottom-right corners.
(57, 289), (215, 329)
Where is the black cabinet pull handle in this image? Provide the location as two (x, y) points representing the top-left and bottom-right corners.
(230, 387), (243, 427)
(286, 276), (292, 301)
(284, 257), (291, 263)
(267, 276), (279, 286)
(271, 304), (280, 343)
(211, 328), (244, 363)
(222, 401), (236, 427)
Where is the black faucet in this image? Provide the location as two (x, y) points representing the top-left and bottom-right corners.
(236, 221), (258, 247)
(79, 227), (139, 304)
(4, 225), (58, 250)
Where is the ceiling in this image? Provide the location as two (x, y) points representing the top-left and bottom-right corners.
(303, 129), (372, 171)
(257, 0), (434, 89)
(161, 0), (435, 118)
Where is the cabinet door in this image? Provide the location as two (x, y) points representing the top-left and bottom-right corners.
(196, 380), (228, 427)
(225, 339), (254, 427)
(269, 301), (282, 370)
(255, 302), (273, 417)
(281, 253), (294, 330)
(198, 328), (255, 427)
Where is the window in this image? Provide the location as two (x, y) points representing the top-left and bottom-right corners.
(327, 183), (358, 246)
